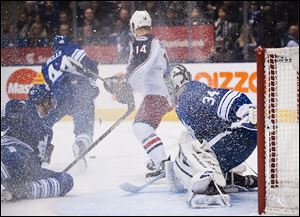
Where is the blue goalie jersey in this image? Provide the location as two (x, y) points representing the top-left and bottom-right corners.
(176, 81), (253, 142)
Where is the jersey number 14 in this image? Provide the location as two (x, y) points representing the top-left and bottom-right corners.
(136, 45), (147, 54)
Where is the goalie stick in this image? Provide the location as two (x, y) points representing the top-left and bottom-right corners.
(119, 173), (165, 193)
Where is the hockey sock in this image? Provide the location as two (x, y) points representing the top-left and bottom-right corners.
(133, 122), (167, 167)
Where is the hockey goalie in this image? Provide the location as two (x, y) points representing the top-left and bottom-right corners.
(164, 64), (258, 208)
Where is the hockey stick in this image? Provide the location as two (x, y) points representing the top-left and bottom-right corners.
(66, 56), (107, 83)
(119, 173), (165, 193)
(66, 56), (125, 95)
(63, 102), (135, 172)
(212, 179), (231, 207)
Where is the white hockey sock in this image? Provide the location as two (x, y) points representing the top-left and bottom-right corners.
(133, 122), (167, 166)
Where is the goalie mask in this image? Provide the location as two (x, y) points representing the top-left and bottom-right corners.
(130, 10), (152, 37)
(168, 64), (192, 93)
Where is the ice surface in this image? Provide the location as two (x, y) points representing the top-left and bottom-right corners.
(1, 121), (258, 216)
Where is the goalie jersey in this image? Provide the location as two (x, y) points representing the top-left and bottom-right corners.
(126, 34), (170, 97)
(176, 81), (254, 142)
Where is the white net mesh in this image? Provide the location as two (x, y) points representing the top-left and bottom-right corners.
(264, 47), (299, 215)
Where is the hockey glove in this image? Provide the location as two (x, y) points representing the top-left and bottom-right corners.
(103, 76), (134, 106)
(231, 104), (257, 129)
(115, 82), (134, 105)
(235, 104), (257, 125)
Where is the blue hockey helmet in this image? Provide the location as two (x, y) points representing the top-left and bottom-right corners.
(52, 35), (71, 51)
(28, 84), (56, 108)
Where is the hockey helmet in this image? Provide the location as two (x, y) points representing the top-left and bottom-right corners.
(28, 84), (56, 109)
(130, 10), (152, 37)
(52, 35), (71, 51)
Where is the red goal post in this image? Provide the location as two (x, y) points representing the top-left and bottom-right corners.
(256, 46), (299, 215)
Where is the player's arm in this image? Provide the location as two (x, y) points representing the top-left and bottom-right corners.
(103, 76), (134, 105)
(226, 93), (257, 128)
(66, 45), (100, 77)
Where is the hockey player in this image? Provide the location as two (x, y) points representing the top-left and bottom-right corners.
(1, 84), (73, 201)
(126, 10), (173, 178)
(41, 35), (100, 170)
(105, 11), (173, 179)
(164, 64), (257, 208)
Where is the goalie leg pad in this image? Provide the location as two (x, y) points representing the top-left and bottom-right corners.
(179, 131), (226, 187)
(165, 161), (186, 193)
(190, 170), (214, 194)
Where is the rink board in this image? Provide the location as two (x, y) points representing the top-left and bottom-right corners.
(1, 63), (257, 120)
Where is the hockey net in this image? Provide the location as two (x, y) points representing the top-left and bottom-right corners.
(257, 47), (299, 215)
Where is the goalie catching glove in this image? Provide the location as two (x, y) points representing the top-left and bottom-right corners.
(103, 76), (134, 106)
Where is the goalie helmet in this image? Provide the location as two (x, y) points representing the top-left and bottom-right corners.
(130, 10), (152, 37)
(169, 64), (192, 94)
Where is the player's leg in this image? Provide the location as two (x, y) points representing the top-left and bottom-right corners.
(133, 95), (172, 178)
(72, 100), (95, 171)
(1, 144), (73, 201)
(209, 128), (257, 191)
(43, 96), (68, 164)
(211, 128), (257, 173)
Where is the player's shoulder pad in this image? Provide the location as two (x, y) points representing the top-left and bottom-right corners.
(62, 43), (82, 56)
(187, 80), (207, 91)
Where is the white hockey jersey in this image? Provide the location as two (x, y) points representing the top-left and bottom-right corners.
(126, 34), (170, 97)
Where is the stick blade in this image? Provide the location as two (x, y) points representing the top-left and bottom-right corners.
(119, 183), (141, 193)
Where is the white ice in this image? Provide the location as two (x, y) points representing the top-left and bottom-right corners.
(1, 120), (258, 216)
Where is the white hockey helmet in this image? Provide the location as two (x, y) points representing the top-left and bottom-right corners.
(169, 64), (192, 93)
(130, 10), (152, 37)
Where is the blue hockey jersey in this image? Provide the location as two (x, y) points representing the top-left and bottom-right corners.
(41, 43), (99, 108)
(1, 99), (53, 160)
(176, 81), (253, 141)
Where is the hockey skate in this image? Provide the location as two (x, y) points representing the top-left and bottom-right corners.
(226, 172), (257, 190)
(72, 140), (88, 171)
(146, 159), (156, 171)
(145, 156), (171, 180)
